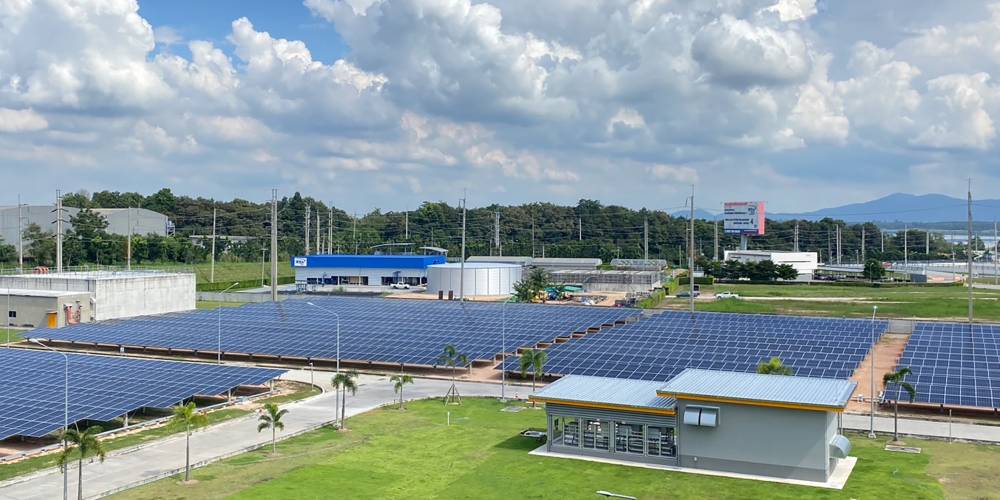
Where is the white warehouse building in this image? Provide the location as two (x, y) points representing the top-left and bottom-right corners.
(426, 263), (522, 297)
(723, 250), (819, 279)
(0, 270), (196, 322)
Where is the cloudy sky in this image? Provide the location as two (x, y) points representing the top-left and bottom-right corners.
(1, 0), (998, 212)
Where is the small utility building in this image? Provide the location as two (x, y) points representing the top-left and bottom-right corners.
(292, 254), (446, 287)
(531, 369), (855, 484)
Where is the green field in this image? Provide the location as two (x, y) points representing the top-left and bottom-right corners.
(0, 383), (319, 482)
(1, 328), (23, 344)
(110, 398), (999, 500)
(664, 283), (1000, 322)
(153, 261), (294, 285)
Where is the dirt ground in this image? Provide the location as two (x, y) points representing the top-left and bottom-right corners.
(847, 333), (910, 413)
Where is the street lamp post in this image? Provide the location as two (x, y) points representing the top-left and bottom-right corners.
(305, 302), (341, 374)
(217, 282), (240, 364)
(32, 339), (69, 500)
(869, 305), (878, 439)
(500, 295), (517, 402)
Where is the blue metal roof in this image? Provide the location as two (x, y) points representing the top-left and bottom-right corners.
(291, 254), (446, 269)
(530, 375), (675, 411)
(658, 368), (856, 410)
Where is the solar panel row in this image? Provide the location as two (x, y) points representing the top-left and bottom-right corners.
(500, 311), (887, 382)
(886, 322), (1000, 409)
(31, 297), (640, 367)
(0, 349), (285, 441)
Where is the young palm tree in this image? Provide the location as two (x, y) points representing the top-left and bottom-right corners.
(257, 402), (289, 454)
(390, 373), (415, 409)
(171, 401), (208, 482)
(58, 425), (107, 500)
(883, 368), (917, 442)
(519, 349), (548, 406)
(756, 356), (793, 375)
(332, 371), (359, 430)
(440, 344), (467, 404)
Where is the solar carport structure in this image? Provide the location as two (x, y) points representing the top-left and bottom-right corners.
(502, 311), (887, 381)
(0, 349), (284, 441)
(29, 297), (639, 367)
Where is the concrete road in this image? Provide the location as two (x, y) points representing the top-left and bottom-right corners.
(0, 371), (502, 500)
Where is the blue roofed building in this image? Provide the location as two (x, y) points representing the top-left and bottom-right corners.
(291, 254), (447, 288)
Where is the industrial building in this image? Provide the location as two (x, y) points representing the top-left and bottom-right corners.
(550, 269), (661, 293)
(292, 254), (446, 288)
(610, 259), (668, 271)
(467, 256), (602, 272)
(723, 250), (819, 279)
(0, 270), (195, 321)
(4, 289), (93, 328)
(0, 206), (171, 245)
(425, 262), (522, 297)
(531, 369), (855, 485)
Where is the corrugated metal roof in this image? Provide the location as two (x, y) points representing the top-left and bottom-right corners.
(658, 369), (856, 409)
(531, 375), (675, 410)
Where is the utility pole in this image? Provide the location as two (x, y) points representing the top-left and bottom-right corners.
(995, 221), (998, 286)
(827, 229), (832, 264)
(127, 207), (133, 271)
(315, 212), (321, 255)
(861, 225), (865, 264)
(459, 190), (467, 301)
(836, 225), (841, 265)
(270, 189), (278, 302)
(304, 205), (311, 255)
(494, 209), (501, 255)
(531, 219), (536, 258)
(713, 218), (719, 261)
(793, 221), (799, 252)
(904, 225), (908, 266)
(353, 212), (358, 254)
(327, 207), (333, 254)
(688, 185), (695, 314)
(17, 194), (23, 272)
(54, 190), (64, 273)
(210, 207), (216, 282)
(643, 216), (649, 261)
(880, 230), (884, 253)
(968, 179), (974, 323)
(404, 211), (409, 240)
(578, 216), (582, 241)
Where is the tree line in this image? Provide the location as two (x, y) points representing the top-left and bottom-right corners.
(1, 187), (982, 269)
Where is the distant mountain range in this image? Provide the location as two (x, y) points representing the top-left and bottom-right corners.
(673, 194), (1000, 225)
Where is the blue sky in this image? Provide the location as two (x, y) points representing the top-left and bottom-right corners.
(1, 0), (998, 213)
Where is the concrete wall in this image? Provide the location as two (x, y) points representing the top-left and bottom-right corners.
(4, 292), (92, 328)
(676, 400), (832, 481)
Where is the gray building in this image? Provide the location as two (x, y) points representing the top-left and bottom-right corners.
(550, 269), (662, 292)
(0, 205), (170, 247)
(4, 289), (94, 328)
(531, 369), (855, 484)
(467, 256), (602, 272)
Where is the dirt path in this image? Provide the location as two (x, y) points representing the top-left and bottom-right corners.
(847, 333), (910, 413)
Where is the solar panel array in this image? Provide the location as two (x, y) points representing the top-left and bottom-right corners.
(32, 298), (639, 367)
(0, 349), (284, 441)
(501, 311), (887, 381)
(886, 322), (1000, 409)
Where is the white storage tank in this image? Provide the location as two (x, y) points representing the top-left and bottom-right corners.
(426, 262), (522, 296)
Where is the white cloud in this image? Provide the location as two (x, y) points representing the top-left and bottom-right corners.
(765, 0), (818, 23)
(691, 14), (811, 88)
(0, 107), (48, 132)
(647, 164), (699, 184)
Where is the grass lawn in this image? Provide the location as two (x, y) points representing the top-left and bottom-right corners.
(1, 328), (23, 344)
(196, 301), (248, 310)
(0, 382), (319, 482)
(152, 261), (293, 285)
(109, 398), (997, 500)
(663, 283), (1000, 322)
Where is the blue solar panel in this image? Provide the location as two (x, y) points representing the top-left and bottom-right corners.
(886, 322), (1000, 409)
(500, 311), (887, 382)
(30, 297), (639, 368)
(0, 349), (285, 441)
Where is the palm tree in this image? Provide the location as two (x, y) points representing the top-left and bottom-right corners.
(757, 356), (793, 375)
(332, 371), (359, 430)
(440, 344), (467, 404)
(883, 368), (917, 442)
(58, 425), (107, 500)
(519, 348), (548, 406)
(257, 402), (289, 454)
(390, 374), (414, 409)
(171, 402), (208, 482)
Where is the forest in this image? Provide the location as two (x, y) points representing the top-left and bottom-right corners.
(0, 188), (978, 270)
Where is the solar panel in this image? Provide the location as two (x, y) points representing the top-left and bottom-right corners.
(0, 349), (285, 441)
(885, 322), (1000, 409)
(500, 311), (887, 382)
(30, 297), (640, 368)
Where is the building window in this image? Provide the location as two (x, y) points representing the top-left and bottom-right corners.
(582, 419), (610, 451)
(562, 417), (580, 447)
(647, 426), (676, 457)
(8, 311), (15, 318)
(614, 422), (644, 454)
(306, 278), (319, 285)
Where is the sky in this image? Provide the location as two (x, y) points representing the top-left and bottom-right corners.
(1, 0), (999, 213)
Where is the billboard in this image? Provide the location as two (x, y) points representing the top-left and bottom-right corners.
(724, 201), (765, 236)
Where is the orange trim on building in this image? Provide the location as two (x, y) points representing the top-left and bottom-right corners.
(528, 397), (676, 416)
(655, 392), (843, 413)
